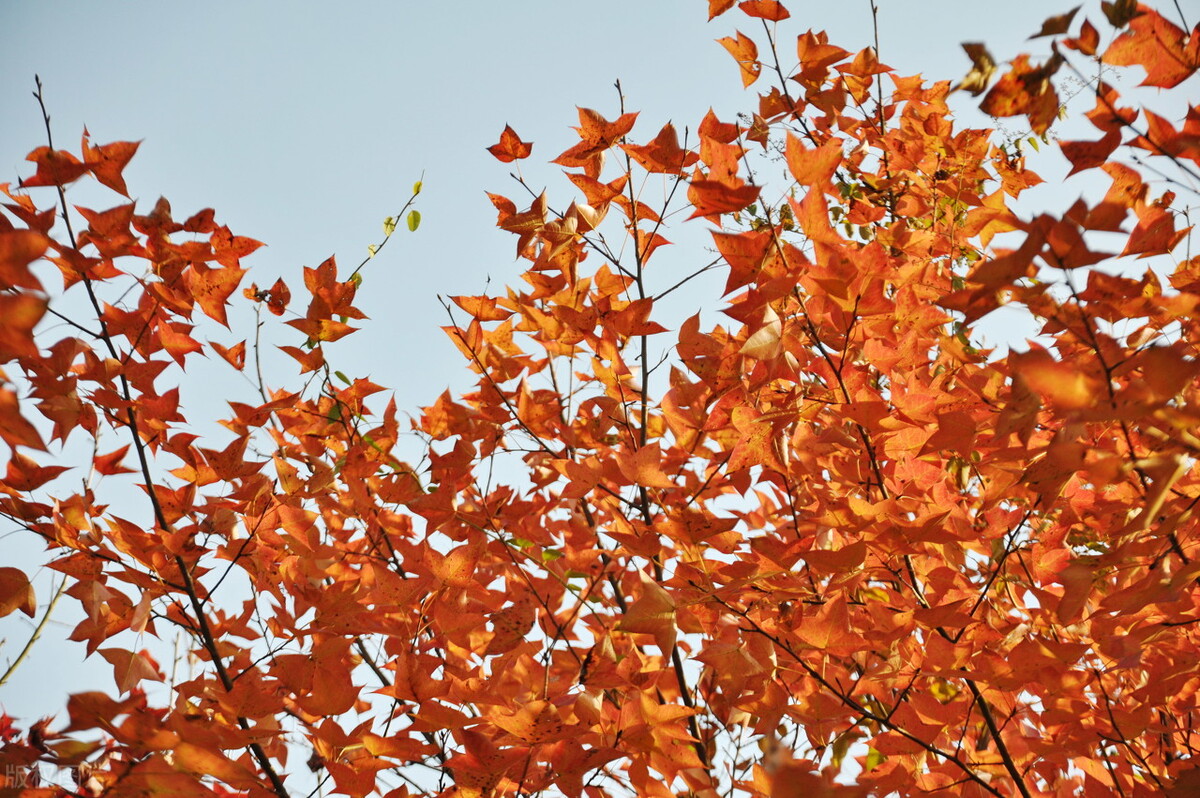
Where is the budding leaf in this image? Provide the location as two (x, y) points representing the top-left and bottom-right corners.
(407, 210), (421, 232)
(383, 216), (396, 236)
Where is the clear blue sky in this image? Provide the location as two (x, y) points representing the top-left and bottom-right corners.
(0, 0), (1139, 759)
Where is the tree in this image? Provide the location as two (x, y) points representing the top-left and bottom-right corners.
(1, 1), (1199, 795)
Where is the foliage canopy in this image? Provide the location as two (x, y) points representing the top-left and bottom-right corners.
(2, 2), (1200, 796)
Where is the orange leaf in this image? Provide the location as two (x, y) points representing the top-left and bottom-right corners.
(980, 54), (1064, 135)
(738, 0), (790, 22)
(622, 123), (698, 174)
(21, 146), (90, 188)
(616, 572), (677, 652)
(687, 179), (761, 221)
(172, 741), (257, 787)
(0, 293), (48, 361)
(82, 136), (140, 197)
(785, 134), (841, 193)
(487, 124), (533, 162)
(1029, 6), (1080, 38)
(1059, 129), (1122, 176)
(4, 452), (70, 491)
(490, 700), (567, 743)
(0, 387), (46, 451)
(0, 567), (36, 618)
(1011, 348), (1101, 410)
(210, 339), (247, 370)
(718, 31), (762, 87)
(708, 0), (737, 19)
(0, 229), (48, 290)
(1103, 7), (1200, 88)
(93, 445), (136, 476)
(616, 443), (675, 489)
(98, 648), (163, 694)
(186, 265), (246, 327)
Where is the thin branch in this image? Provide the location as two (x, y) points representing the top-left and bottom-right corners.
(0, 577), (66, 687)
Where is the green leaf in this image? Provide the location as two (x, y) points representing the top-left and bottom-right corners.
(407, 209), (421, 232)
(412, 180), (423, 195)
(540, 549), (564, 562)
(367, 244), (378, 258)
(334, 370), (351, 384)
(865, 747), (885, 771)
(383, 216), (396, 236)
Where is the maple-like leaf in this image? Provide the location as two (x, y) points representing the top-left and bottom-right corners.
(553, 108), (639, 178)
(186, 264), (246, 327)
(1103, 6), (1200, 88)
(955, 43), (996, 96)
(0, 567), (36, 618)
(0, 388), (46, 451)
(0, 229), (48, 290)
(979, 53), (1063, 135)
(0, 293), (48, 362)
(1011, 347), (1101, 410)
(616, 571), (677, 652)
(97, 648), (163, 694)
(708, 0), (738, 20)
(20, 146), (90, 188)
(1029, 6), (1080, 38)
(4, 451), (70, 491)
(622, 123), (698, 174)
(487, 124), (533, 163)
(616, 443), (675, 489)
(81, 134), (140, 197)
(739, 0), (790, 22)
(1059, 129), (1122, 176)
(687, 179), (761, 221)
(718, 31), (762, 87)
(785, 135), (841, 193)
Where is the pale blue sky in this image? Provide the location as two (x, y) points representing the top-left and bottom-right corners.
(2, 0), (1077, 411)
(0, 0), (1160, 767)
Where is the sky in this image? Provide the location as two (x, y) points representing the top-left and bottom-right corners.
(0, 0), (1174, 777)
